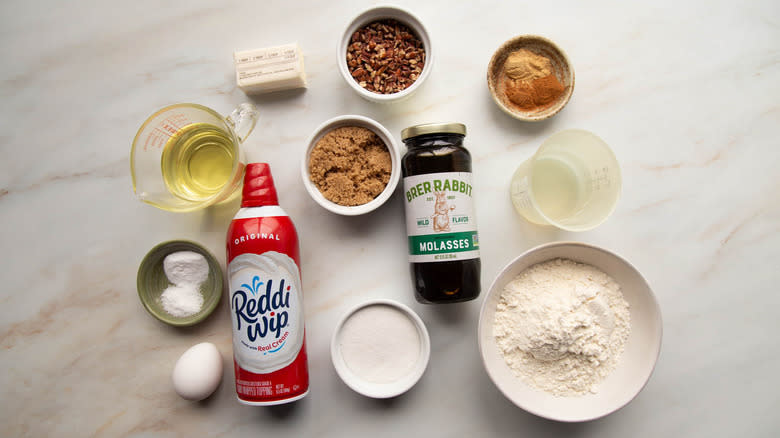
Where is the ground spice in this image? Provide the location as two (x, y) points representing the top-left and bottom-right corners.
(309, 126), (391, 206)
(501, 49), (565, 111)
(505, 75), (565, 110)
(504, 49), (552, 81)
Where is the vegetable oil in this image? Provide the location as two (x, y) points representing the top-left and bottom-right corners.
(161, 123), (237, 203)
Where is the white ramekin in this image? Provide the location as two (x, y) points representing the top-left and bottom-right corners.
(331, 299), (431, 398)
(301, 115), (401, 216)
(338, 5), (433, 103)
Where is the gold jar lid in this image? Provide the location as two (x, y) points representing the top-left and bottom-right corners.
(401, 123), (467, 141)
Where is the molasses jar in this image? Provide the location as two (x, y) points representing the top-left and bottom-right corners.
(401, 123), (481, 304)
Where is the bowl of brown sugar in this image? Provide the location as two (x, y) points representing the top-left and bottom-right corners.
(487, 35), (574, 121)
(302, 115), (400, 215)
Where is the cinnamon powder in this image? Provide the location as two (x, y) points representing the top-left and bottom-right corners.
(505, 75), (565, 111)
(308, 126), (391, 206)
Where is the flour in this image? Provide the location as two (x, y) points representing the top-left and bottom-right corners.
(338, 304), (421, 384)
(160, 251), (209, 318)
(493, 258), (630, 396)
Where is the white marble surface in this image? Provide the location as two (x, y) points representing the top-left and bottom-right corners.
(1, 0), (778, 436)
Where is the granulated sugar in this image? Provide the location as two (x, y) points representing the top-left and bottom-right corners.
(338, 304), (421, 384)
(493, 258), (630, 396)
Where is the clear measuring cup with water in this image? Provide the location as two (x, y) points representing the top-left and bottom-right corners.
(510, 129), (621, 231)
(131, 103), (259, 212)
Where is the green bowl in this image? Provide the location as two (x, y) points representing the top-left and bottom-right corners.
(137, 240), (223, 327)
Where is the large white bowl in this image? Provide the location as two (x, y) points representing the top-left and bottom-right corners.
(478, 241), (662, 422)
(301, 115), (401, 216)
(338, 5), (433, 103)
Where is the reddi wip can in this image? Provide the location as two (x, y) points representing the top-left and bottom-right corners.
(226, 163), (309, 405)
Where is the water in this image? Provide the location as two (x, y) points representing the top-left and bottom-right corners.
(529, 157), (585, 221)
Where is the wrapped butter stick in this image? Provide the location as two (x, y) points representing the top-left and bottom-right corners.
(234, 43), (307, 94)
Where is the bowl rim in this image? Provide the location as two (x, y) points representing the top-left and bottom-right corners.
(486, 34), (575, 122)
(137, 239), (223, 327)
(477, 241), (663, 422)
(330, 298), (431, 398)
(301, 114), (401, 216)
(338, 4), (433, 103)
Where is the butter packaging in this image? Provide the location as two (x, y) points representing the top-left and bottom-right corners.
(234, 43), (307, 94)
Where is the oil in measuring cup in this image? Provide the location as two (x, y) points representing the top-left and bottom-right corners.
(161, 123), (238, 202)
(131, 103), (259, 212)
(509, 129), (621, 232)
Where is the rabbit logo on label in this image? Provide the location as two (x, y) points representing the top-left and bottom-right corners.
(432, 191), (455, 232)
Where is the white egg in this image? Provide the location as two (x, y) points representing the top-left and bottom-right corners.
(172, 342), (224, 401)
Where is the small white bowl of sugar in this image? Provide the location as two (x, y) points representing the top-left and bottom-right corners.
(331, 299), (430, 398)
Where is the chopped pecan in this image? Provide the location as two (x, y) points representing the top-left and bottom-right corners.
(345, 19), (425, 94)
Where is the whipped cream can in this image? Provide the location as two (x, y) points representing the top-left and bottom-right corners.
(226, 163), (309, 405)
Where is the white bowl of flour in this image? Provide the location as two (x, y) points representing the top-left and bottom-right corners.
(478, 241), (662, 422)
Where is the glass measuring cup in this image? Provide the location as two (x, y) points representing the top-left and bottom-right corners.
(131, 103), (259, 212)
(509, 129), (621, 231)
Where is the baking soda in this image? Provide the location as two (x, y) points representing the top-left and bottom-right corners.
(163, 251), (209, 285)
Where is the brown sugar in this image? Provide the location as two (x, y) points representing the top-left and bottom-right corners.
(308, 126), (392, 206)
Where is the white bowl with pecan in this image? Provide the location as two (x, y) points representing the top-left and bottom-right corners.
(339, 5), (432, 103)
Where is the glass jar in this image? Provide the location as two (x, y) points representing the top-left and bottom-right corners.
(400, 123), (481, 304)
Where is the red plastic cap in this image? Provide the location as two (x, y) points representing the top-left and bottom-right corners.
(241, 163), (279, 207)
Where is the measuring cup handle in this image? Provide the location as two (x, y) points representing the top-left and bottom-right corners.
(225, 103), (260, 143)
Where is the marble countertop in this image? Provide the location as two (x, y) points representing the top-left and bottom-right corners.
(1, 0), (778, 436)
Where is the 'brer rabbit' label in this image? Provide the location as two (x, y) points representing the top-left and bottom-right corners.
(403, 172), (480, 263)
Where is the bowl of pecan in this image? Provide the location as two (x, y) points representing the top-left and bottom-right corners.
(339, 6), (432, 103)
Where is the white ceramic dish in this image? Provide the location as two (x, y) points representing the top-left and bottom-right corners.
(331, 299), (430, 398)
(478, 241), (662, 422)
(338, 5), (433, 103)
(301, 115), (401, 216)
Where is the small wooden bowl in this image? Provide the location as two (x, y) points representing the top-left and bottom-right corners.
(487, 35), (574, 122)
